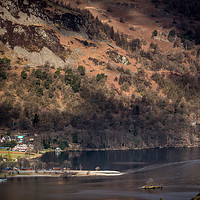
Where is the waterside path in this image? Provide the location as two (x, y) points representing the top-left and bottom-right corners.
(6, 169), (124, 178)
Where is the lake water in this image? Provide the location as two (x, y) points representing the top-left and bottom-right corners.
(1, 148), (200, 200)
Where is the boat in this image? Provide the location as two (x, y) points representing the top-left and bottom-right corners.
(55, 147), (61, 153)
(142, 185), (162, 189)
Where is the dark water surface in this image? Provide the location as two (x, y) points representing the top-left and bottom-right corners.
(1, 148), (200, 200)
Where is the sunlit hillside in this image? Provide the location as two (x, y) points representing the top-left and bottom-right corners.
(0, 0), (200, 150)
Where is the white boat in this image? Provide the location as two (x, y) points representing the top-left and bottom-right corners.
(55, 147), (61, 153)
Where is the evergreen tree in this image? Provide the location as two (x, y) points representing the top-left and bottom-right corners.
(7, 151), (11, 161)
(32, 114), (39, 126)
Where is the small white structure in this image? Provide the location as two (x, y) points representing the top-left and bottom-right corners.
(55, 147), (61, 153)
(0, 136), (16, 143)
(191, 121), (197, 126)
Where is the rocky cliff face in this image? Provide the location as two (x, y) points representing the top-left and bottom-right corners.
(0, 0), (81, 67)
(0, 0), (134, 68)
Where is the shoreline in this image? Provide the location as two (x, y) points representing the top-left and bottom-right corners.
(4, 170), (124, 178)
(57, 145), (200, 152)
(1, 146), (200, 162)
(24, 146), (200, 161)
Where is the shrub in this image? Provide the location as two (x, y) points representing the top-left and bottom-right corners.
(42, 71), (48, 79)
(46, 75), (53, 84)
(44, 80), (50, 89)
(73, 132), (79, 143)
(37, 88), (43, 96)
(59, 141), (68, 150)
(151, 73), (161, 82)
(120, 17), (125, 23)
(119, 73), (132, 85)
(54, 70), (60, 78)
(71, 76), (81, 92)
(77, 65), (86, 76)
(76, 1), (81, 5)
(121, 82), (130, 92)
(96, 73), (107, 81)
(129, 38), (142, 51)
(0, 71), (7, 80)
(0, 57), (11, 69)
(129, 27), (136, 31)
(168, 29), (176, 42)
(21, 70), (27, 79)
(65, 73), (81, 92)
(43, 140), (50, 149)
(65, 68), (73, 74)
(150, 42), (157, 49)
(48, 92), (53, 98)
(1, 141), (17, 148)
(83, 40), (88, 46)
(35, 79), (40, 85)
(152, 30), (158, 38)
(34, 69), (42, 79)
(183, 40), (194, 50)
(107, 7), (112, 12)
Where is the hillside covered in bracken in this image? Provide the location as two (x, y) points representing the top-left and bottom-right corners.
(0, 0), (200, 150)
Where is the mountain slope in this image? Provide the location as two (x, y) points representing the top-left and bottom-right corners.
(0, 0), (200, 150)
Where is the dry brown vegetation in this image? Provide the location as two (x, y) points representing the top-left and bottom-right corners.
(0, 0), (200, 150)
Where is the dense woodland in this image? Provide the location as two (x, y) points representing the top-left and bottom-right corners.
(0, 58), (199, 150)
(0, 0), (200, 150)
(152, 0), (200, 45)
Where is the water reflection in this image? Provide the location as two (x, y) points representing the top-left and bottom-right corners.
(41, 148), (200, 171)
(1, 148), (200, 200)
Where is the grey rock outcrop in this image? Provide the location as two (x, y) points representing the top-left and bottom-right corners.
(14, 46), (67, 68)
(107, 50), (131, 65)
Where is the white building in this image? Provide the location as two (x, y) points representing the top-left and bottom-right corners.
(0, 136), (16, 143)
(12, 144), (34, 152)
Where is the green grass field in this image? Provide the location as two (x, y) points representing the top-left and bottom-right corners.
(0, 150), (40, 161)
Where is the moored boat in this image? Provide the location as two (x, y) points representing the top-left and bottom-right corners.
(55, 147), (61, 153)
